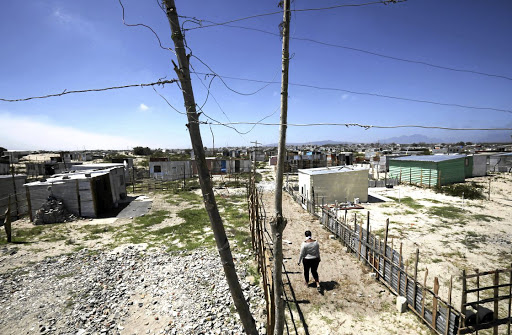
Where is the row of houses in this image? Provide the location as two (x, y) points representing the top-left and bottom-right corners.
(296, 153), (509, 206)
(149, 158), (252, 180)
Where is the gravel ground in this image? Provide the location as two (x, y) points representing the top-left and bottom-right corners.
(0, 245), (266, 335)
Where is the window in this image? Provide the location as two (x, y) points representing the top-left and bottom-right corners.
(154, 165), (162, 173)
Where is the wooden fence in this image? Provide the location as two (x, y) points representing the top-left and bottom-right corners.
(285, 185), (464, 335)
(248, 176), (275, 335)
(459, 268), (512, 335)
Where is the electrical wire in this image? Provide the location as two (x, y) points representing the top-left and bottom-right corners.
(152, 85), (186, 115)
(118, 0), (175, 54)
(0, 79), (178, 102)
(203, 121), (512, 131)
(189, 22), (512, 82)
(191, 55), (279, 96)
(182, 0), (405, 32)
(190, 71), (512, 114)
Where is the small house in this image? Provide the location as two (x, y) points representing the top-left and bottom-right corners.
(150, 160), (194, 180)
(25, 167), (126, 220)
(298, 166), (369, 205)
(489, 153), (512, 172)
(388, 155), (467, 187)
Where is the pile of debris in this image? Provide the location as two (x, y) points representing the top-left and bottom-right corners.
(34, 196), (77, 225)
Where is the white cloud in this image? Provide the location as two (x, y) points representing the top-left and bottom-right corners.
(341, 94), (349, 100)
(139, 103), (150, 112)
(0, 113), (137, 151)
(53, 8), (73, 23)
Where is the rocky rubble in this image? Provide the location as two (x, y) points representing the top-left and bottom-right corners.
(0, 246), (266, 335)
(34, 197), (77, 225)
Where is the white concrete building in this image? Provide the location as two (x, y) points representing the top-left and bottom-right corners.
(298, 166), (369, 205)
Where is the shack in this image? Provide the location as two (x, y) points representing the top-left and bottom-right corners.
(149, 160), (193, 181)
(192, 158), (252, 175)
(388, 155), (466, 187)
(0, 160), (9, 175)
(489, 153), (512, 172)
(0, 175), (27, 218)
(298, 166), (369, 205)
(24, 167), (126, 220)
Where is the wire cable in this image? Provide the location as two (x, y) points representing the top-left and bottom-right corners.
(0, 79), (178, 102)
(203, 121), (512, 131)
(183, 0), (405, 31)
(118, 0), (175, 54)
(192, 22), (512, 82)
(191, 55), (279, 96)
(190, 71), (512, 114)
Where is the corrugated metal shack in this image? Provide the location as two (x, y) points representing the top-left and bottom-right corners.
(149, 160), (193, 181)
(24, 166), (126, 220)
(192, 158), (252, 175)
(298, 166), (369, 205)
(0, 175), (27, 218)
(25, 162), (67, 177)
(0, 161), (9, 175)
(489, 153), (512, 172)
(388, 155), (466, 187)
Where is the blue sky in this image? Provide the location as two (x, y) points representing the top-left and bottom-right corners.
(1, 0), (511, 150)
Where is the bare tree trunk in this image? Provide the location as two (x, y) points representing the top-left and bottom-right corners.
(272, 0), (291, 334)
(162, 1), (258, 334)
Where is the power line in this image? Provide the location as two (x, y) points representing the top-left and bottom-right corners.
(118, 0), (175, 54)
(203, 121), (512, 131)
(191, 55), (278, 96)
(182, 0), (404, 31)
(190, 71), (512, 114)
(191, 22), (512, 82)
(0, 79), (178, 102)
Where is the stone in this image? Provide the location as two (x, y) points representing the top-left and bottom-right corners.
(396, 296), (407, 313)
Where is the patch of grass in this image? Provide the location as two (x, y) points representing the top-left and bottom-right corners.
(428, 206), (465, 220)
(425, 198), (442, 204)
(461, 231), (487, 250)
(472, 214), (503, 222)
(431, 258), (443, 263)
(434, 182), (485, 200)
(134, 210), (169, 228)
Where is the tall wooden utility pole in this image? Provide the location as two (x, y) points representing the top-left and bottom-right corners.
(162, 1), (258, 334)
(272, 0), (291, 334)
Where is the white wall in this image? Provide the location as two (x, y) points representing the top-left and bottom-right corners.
(298, 169), (368, 205)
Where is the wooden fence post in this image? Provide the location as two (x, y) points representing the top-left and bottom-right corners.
(422, 268), (429, 317)
(398, 242), (403, 295)
(433, 277), (439, 330)
(445, 275), (453, 335)
(507, 264), (511, 335)
(4, 195), (12, 243)
(413, 249), (419, 311)
(494, 270), (499, 335)
(461, 269), (467, 328)
(365, 212), (370, 261)
(383, 219), (389, 279)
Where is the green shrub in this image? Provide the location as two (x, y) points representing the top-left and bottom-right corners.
(434, 182), (485, 200)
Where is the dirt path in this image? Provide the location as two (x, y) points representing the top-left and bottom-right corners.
(260, 188), (433, 335)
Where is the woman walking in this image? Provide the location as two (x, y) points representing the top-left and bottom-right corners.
(298, 230), (321, 292)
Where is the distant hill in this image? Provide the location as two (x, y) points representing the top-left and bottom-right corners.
(378, 134), (442, 144)
(265, 140), (351, 147)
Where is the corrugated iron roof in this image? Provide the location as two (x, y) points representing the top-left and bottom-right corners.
(298, 166), (368, 175)
(390, 154), (466, 162)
